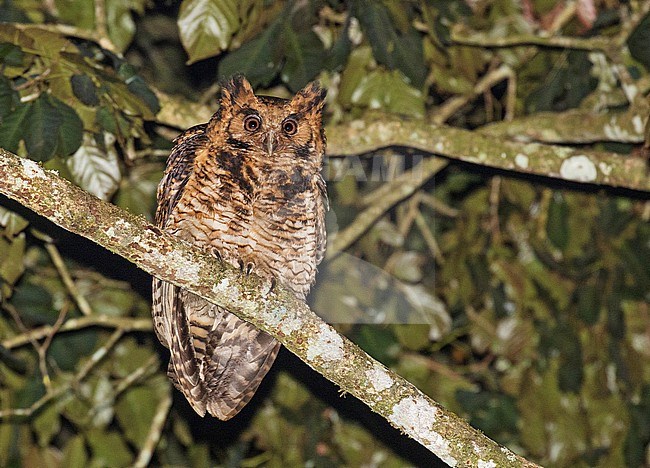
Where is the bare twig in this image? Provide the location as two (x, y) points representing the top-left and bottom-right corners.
(45, 242), (94, 316)
(488, 176), (502, 243)
(330, 157), (448, 256)
(0, 328), (124, 420)
(414, 212), (444, 264)
(1, 315), (151, 349)
(38, 302), (70, 390)
(133, 387), (173, 468)
(114, 355), (160, 396)
(419, 193), (459, 218)
(94, 0), (108, 43)
(432, 65), (515, 124)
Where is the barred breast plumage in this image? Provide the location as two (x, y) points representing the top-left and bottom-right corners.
(151, 76), (327, 419)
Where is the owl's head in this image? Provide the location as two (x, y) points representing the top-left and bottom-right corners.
(208, 76), (326, 167)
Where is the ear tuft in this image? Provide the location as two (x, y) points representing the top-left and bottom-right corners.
(291, 81), (327, 115)
(220, 75), (256, 108)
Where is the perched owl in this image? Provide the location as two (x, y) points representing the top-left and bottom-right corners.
(151, 76), (327, 420)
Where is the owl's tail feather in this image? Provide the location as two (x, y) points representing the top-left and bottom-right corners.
(168, 293), (281, 420)
(202, 310), (281, 420)
(168, 292), (209, 416)
(167, 362), (207, 416)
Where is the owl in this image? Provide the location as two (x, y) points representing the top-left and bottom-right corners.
(151, 76), (327, 420)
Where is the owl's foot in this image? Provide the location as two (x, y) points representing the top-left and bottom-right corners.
(260, 277), (276, 297)
(238, 259), (255, 276)
(210, 248), (222, 262)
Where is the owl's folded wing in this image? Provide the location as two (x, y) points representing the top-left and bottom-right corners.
(155, 124), (208, 227)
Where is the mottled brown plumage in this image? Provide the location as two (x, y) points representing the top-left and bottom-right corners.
(151, 76), (327, 420)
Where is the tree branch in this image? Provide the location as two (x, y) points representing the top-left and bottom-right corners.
(0, 148), (539, 466)
(326, 115), (650, 192)
(328, 157), (448, 256)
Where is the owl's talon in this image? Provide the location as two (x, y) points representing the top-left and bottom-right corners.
(260, 277), (276, 297)
(211, 248), (222, 261)
(236, 259), (255, 275)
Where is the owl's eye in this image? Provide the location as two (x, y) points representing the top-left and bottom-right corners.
(282, 118), (298, 135)
(243, 115), (261, 132)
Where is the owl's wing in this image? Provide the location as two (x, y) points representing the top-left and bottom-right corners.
(152, 124), (208, 349)
(155, 124), (208, 227)
(315, 173), (328, 265)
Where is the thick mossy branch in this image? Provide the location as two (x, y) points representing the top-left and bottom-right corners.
(481, 108), (647, 144)
(326, 115), (650, 192)
(0, 149), (539, 467)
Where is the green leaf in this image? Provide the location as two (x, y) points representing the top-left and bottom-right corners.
(178, 0), (240, 64)
(10, 281), (56, 325)
(87, 286), (136, 317)
(25, 95), (63, 161)
(96, 107), (118, 135)
(86, 429), (133, 467)
(555, 327), (583, 393)
(15, 374), (46, 409)
(338, 46), (373, 106)
(54, 0), (94, 29)
(576, 281), (601, 325)
(344, 68), (425, 117)
(71, 74), (100, 106)
(0, 42), (24, 67)
(391, 32), (427, 87)
(456, 390), (519, 442)
(0, 232), (25, 285)
(51, 96), (84, 156)
(546, 193), (569, 250)
(218, 15), (284, 87)
(125, 75), (160, 114)
(0, 206), (29, 238)
(0, 3), (30, 23)
(116, 386), (158, 446)
(105, 65), (157, 120)
(33, 402), (61, 446)
(61, 436), (88, 468)
(48, 329), (98, 371)
(0, 102), (31, 152)
(325, 19), (352, 71)
(393, 324), (431, 351)
(114, 164), (163, 220)
(0, 76), (18, 119)
(354, 326), (399, 365)
(354, 0), (394, 63)
(106, 0), (143, 52)
(628, 14), (650, 70)
(281, 27), (326, 91)
(354, 0), (426, 86)
(111, 338), (157, 377)
(66, 133), (121, 200)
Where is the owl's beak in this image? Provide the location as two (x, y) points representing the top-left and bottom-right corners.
(263, 131), (278, 157)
